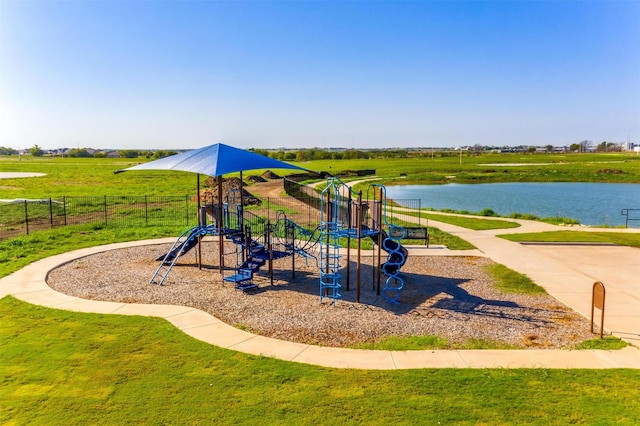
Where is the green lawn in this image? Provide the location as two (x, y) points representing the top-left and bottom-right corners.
(2, 154), (640, 422)
(2, 296), (639, 424)
(499, 231), (640, 248)
(2, 151), (640, 199)
(420, 212), (521, 230)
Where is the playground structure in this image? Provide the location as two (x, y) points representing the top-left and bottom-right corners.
(319, 178), (409, 304)
(151, 176), (418, 305)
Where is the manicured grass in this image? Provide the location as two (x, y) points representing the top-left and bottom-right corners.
(2, 154), (640, 422)
(2, 296), (640, 424)
(573, 337), (628, 350)
(499, 231), (640, 248)
(0, 156), (308, 198)
(427, 226), (476, 250)
(484, 263), (547, 295)
(388, 218), (477, 250)
(3, 152), (640, 200)
(351, 335), (517, 351)
(0, 224), (177, 279)
(420, 211), (521, 230)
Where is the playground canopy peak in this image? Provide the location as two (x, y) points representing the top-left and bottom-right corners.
(118, 143), (311, 177)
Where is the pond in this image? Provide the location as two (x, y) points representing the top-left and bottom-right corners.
(385, 182), (640, 227)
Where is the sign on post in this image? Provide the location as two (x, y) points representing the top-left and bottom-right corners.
(591, 281), (606, 339)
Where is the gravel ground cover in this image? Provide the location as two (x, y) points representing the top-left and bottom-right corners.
(47, 240), (594, 349)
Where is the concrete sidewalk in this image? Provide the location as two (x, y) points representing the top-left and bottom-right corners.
(2, 229), (639, 369)
(427, 220), (640, 346)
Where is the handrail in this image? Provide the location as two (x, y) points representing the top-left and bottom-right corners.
(621, 208), (640, 228)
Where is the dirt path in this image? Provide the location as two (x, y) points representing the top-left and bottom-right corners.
(249, 178), (288, 198)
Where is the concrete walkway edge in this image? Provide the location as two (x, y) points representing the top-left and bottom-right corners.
(1, 238), (638, 370)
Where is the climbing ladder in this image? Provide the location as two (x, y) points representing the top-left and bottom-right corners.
(319, 178), (344, 304)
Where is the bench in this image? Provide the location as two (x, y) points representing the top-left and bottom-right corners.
(389, 226), (429, 246)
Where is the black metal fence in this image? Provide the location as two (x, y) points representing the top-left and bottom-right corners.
(1, 184), (421, 240)
(0, 196), (198, 239)
(0, 194), (330, 240)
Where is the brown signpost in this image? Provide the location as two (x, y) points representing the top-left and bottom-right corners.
(591, 281), (606, 339)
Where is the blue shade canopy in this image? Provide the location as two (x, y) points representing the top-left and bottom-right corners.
(121, 143), (309, 177)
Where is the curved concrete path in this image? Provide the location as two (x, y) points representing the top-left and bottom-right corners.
(2, 218), (640, 369)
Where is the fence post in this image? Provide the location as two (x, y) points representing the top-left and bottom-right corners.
(104, 196), (108, 225)
(24, 200), (29, 235)
(145, 195), (149, 226)
(49, 198), (54, 228)
(185, 195), (189, 226)
(63, 196), (67, 226)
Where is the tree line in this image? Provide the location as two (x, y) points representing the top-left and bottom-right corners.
(2, 140), (628, 161)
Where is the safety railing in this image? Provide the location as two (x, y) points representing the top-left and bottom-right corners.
(621, 209), (640, 228)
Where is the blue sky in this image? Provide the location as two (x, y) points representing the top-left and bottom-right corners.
(1, 1), (639, 151)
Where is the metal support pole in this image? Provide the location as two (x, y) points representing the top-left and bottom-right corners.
(356, 191), (362, 303)
(346, 188), (352, 291)
(24, 200), (29, 235)
(217, 176), (224, 273)
(197, 174), (202, 270)
(376, 189), (382, 296)
(268, 222), (274, 285)
(49, 198), (54, 228)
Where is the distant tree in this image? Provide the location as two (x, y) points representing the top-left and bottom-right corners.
(0, 147), (18, 155)
(545, 145), (553, 152)
(596, 141), (620, 152)
(152, 150), (177, 159)
(527, 146), (536, 154)
(471, 144), (484, 155)
(569, 143), (581, 153)
(579, 140), (593, 152)
(29, 144), (44, 157)
(249, 148), (270, 158)
(66, 148), (90, 158)
(118, 150), (139, 158)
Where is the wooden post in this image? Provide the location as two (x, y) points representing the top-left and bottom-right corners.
(591, 281), (606, 338)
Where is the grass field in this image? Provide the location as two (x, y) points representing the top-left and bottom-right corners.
(499, 230), (640, 248)
(2, 153), (640, 422)
(2, 293), (640, 425)
(2, 151), (640, 199)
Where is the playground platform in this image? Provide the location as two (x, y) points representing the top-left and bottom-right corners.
(2, 217), (639, 369)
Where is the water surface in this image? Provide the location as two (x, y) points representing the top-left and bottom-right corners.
(385, 182), (640, 227)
